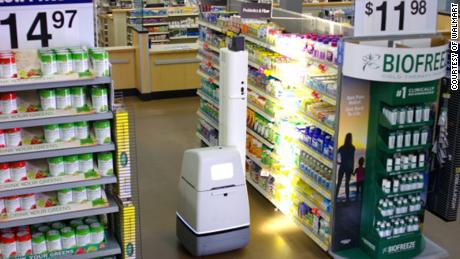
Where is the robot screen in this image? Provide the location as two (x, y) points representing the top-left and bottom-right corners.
(211, 163), (234, 181)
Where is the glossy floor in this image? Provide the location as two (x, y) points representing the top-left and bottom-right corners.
(127, 96), (459, 259)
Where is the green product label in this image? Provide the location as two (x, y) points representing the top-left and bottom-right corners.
(76, 225), (90, 235)
(97, 152), (112, 160)
(91, 87), (107, 96)
(89, 222), (104, 232)
(72, 186), (86, 192)
(59, 188), (72, 194)
(75, 121), (88, 127)
(92, 52), (105, 60)
(61, 227), (75, 238)
(39, 89), (55, 98)
(32, 233), (46, 243)
(78, 153), (93, 161)
(71, 87), (86, 95)
(40, 53), (55, 63)
(63, 155), (78, 163)
(94, 120), (110, 129)
(56, 88), (71, 96)
(71, 52), (84, 60)
(59, 123), (75, 129)
(45, 124), (59, 130)
(86, 185), (101, 190)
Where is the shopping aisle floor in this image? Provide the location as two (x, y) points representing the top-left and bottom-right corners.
(125, 96), (459, 259)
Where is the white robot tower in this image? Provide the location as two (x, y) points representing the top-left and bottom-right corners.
(176, 37), (250, 256)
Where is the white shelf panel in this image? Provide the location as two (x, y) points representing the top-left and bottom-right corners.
(197, 110), (219, 129)
(197, 20), (223, 33)
(247, 102), (275, 122)
(297, 111), (335, 136)
(196, 69), (219, 85)
(170, 35), (199, 40)
(247, 127), (275, 149)
(197, 90), (218, 107)
(296, 141), (333, 168)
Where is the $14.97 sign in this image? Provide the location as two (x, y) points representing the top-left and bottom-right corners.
(0, 0), (94, 49)
(354, 0), (438, 37)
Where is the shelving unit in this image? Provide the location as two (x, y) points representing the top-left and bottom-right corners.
(196, 14), (339, 251)
(0, 72), (125, 257)
(127, 6), (199, 46)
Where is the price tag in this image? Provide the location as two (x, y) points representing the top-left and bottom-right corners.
(0, 0), (94, 49)
(354, 0), (438, 37)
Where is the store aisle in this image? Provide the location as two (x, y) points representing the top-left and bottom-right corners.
(124, 96), (460, 259)
(124, 96), (328, 259)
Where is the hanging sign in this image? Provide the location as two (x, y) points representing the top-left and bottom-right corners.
(0, 0), (95, 49)
(343, 42), (449, 82)
(241, 2), (272, 19)
(354, 0), (438, 37)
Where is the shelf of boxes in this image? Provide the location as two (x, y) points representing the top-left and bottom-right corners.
(127, 7), (199, 45)
(197, 16), (341, 251)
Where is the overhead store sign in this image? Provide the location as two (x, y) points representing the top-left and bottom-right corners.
(354, 0), (438, 37)
(343, 42), (449, 82)
(0, 0), (94, 49)
(241, 3), (272, 19)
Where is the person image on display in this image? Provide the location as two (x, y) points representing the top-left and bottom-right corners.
(336, 133), (356, 202)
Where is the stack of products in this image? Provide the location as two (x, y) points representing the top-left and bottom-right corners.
(0, 217), (106, 257)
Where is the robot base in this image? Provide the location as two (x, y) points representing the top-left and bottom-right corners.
(176, 216), (249, 256)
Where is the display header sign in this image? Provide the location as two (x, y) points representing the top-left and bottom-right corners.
(241, 3), (272, 19)
(343, 42), (449, 82)
(354, 0), (438, 37)
(0, 0), (94, 49)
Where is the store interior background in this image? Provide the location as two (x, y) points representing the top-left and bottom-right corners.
(94, 0), (460, 258)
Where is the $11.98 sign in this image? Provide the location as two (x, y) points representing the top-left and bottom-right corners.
(354, 0), (438, 37)
(0, 0), (94, 49)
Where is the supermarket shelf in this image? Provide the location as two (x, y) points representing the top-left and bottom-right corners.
(0, 76), (111, 92)
(291, 217), (329, 251)
(304, 84), (337, 106)
(170, 35), (199, 40)
(247, 102), (275, 122)
(297, 111), (335, 135)
(169, 13), (199, 17)
(198, 20), (223, 33)
(248, 60), (282, 80)
(0, 111), (113, 129)
(151, 39), (170, 43)
(247, 153), (265, 168)
(197, 110), (219, 129)
(246, 176), (329, 251)
(196, 69), (219, 85)
(244, 34), (274, 52)
(148, 31), (169, 35)
(67, 234), (121, 259)
(128, 15), (168, 19)
(296, 141), (333, 168)
(196, 132), (211, 146)
(248, 83), (279, 104)
(247, 127), (275, 149)
(0, 143), (115, 163)
(197, 54), (220, 70)
(295, 169), (331, 199)
(143, 22), (169, 26)
(0, 176), (117, 198)
(170, 25), (199, 29)
(197, 90), (218, 107)
(294, 189), (330, 221)
(198, 40), (222, 53)
(0, 194), (119, 229)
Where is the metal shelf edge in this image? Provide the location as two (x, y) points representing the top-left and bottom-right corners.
(0, 176), (117, 198)
(0, 112), (113, 129)
(0, 194), (119, 229)
(0, 143), (116, 163)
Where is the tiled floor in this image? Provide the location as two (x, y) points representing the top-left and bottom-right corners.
(126, 96), (459, 259)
